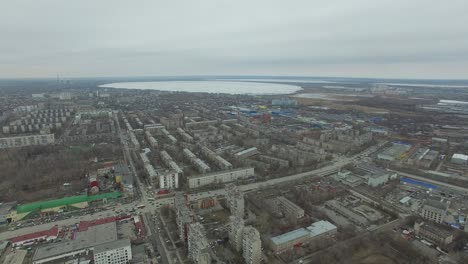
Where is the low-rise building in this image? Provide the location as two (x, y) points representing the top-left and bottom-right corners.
(269, 220), (337, 253)
(407, 148), (439, 168)
(367, 173), (389, 187)
(306, 220), (337, 239)
(0, 133), (55, 149)
(451, 153), (468, 165)
(270, 228), (311, 252)
(32, 222), (122, 264)
(356, 163), (393, 187)
(188, 167), (254, 188)
(414, 221), (453, 245)
(325, 200), (368, 226)
(235, 147), (259, 159)
(265, 196), (304, 219)
(12, 225), (58, 247)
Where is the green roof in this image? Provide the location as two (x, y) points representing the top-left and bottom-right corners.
(16, 192), (122, 213)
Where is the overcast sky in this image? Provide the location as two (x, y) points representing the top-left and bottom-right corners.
(1, 0), (468, 79)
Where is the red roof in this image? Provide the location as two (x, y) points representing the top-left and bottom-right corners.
(77, 215), (131, 232)
(77, 216), (117, 232)
(134, 215), (146, 237)
(11, 225), (58, 244)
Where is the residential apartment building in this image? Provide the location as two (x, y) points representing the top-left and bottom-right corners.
(175, 193), (192, 242)
(187, 223), (211, 264)
(159, 171), (179, 189)
(226, 184), (244, 217)
(188, 167), (254, 189)
(266, 196), (304, 219)
(0, 133), (54, 149)
(242, 226), (262, 264)
(228, 216), (245, 252)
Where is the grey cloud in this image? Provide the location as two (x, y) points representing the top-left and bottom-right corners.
(1, 0), (467, 78)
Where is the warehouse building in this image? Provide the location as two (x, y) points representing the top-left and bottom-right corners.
(12, 225), (58, 247)
(407, 148), (439, 168)
(356, 163), (394, 187)
(325, 200), (369, 226)
(451, 153), (468, 165)
(32, 222), (132, 264)
(414, 221), (453, 245)
(306, 220), (338, 239)
(269, 221), (337, 252)
(270, 228), (310, 253)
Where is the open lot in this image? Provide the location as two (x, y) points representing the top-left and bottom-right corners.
(0, 144), (122, 202)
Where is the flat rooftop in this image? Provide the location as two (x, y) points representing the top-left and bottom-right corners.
(33, 222), (117, 262)
(424, 199), (448, 211)
(271, 228), (309, 245)
(306, 221), (337, 237)
(94, 238), (130, 254)
(12, 225), (58, 244)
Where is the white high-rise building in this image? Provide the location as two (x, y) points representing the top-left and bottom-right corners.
(226, 184), (244, 217)
(242, 226), (262, 264)
(187, 223), (211, 264)
(228, 216), (245, 252)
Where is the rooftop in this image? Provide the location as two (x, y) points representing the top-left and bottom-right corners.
(418, 222), (452, 238)
(12, 225), (58, 244)
(94, 238), (130, 254)
(356, 162), (388, 176)
(452, 153), (468, 161)
(78, 215), (130, 232)
(33, 222), (117, 261)
(271, 228), (310, 245)
(424, 199), (448, 211)
(306, 221), (337, 237)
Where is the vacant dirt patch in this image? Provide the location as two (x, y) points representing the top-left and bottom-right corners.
(353, 253), (398, 264)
